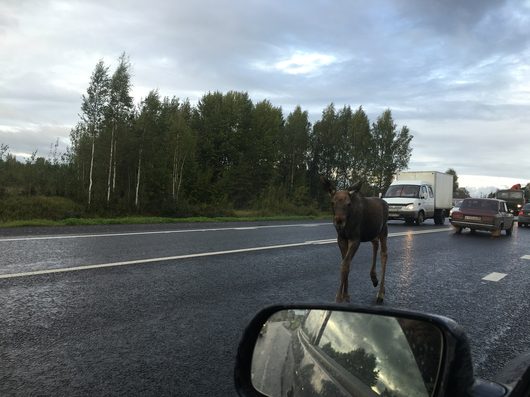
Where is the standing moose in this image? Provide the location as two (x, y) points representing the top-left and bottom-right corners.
(321, 177), (389, 303)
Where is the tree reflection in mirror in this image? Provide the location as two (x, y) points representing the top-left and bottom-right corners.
(251, 310), (443, 397)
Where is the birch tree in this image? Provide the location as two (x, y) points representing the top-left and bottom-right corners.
(309, 104), (340, 189)
(80, 60), (110, 207)
(281, 106), (310, 193)
(106, 53), (133, 204)
(134, 90), (161, 210)
(168, 99), (195, 204)
(349, 106), (372, 183)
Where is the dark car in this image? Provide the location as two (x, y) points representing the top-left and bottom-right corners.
(450, 198), (514, 236)
(517, 203), (530, 227)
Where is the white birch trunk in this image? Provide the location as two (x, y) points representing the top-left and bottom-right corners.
(88, 134), (95, 206)
(172, 148), (178, 200)
(175, 154), (186, 202)
(290, 152), (295, 192)
(106, 120), (115, 204)
(112, 138), (117, 191)
(135, 148), (142, 209)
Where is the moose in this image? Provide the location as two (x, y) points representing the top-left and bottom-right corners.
(321, 176), (389, 303)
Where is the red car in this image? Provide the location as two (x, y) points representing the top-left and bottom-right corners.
(450, 198), (514, 236)
(518, 203), (530, 227)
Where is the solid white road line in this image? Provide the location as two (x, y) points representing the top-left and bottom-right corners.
(0, 228), (451, 280)
(0, 225), (453, 243)
(0, 241), (310, 280)
(0, 223), (329, 243)
(388, 229), (453, 237)
(482, 272), (507, 282)
(521, 255), (530, 260)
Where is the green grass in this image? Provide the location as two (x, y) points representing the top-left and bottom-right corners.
(0, 213), (329, 228)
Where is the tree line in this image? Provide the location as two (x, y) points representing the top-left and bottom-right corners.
(0, 54), (414, 219)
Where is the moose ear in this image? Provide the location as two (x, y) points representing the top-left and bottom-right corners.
(348, 181), (362, 195)
(320, 176), (336, 196)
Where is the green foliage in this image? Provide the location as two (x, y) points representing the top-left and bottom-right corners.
(250, 185), (320, 216)
(445, 168), (459, 192)
(278, 106), (311, 193)
(0, 55), (416, 221)
(320, 343), (379, 387)
(0, 196), (84, 222)
(454, 187), (471, 198)
(369, 109), (413, 193)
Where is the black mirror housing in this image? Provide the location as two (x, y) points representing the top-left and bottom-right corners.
(234, 304), (475, 397)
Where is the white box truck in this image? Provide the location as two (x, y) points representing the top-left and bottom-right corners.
(383, 171), (453, 225)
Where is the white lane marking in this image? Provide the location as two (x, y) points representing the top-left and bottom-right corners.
(306, 239), (336, 245)
(0, 241), (319, 280)
(0, 227), (450, 280)
(0, 223), (330, 243)
(304, 228), (451, 242)
(304, 228), (452, 245)
(482, 272), (507, 282)
(389, 229), (452, 237)
(522, 255), (530, 260)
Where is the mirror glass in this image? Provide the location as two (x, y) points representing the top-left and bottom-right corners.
(251, 309), (443, 397)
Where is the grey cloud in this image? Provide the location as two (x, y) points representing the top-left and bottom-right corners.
(0, 124), (70, 158)
(1, 0), (529, 181)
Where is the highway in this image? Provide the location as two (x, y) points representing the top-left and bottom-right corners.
(1, 220), (530, 396)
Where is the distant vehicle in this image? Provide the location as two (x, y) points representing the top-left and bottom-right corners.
(450, 198), (514, 236)
(383, 171), (453, 225)
(495, 188), (525, 214)
(517, 203), (530, 228)
(449, 199), (464, 220)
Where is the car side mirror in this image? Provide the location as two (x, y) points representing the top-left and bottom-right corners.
(235, 304), (475, 397)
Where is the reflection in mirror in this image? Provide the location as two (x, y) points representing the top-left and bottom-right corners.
(251, 310), (443, 397)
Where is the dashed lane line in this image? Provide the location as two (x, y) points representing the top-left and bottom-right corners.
(305, 228), (453, 245)
(0, 227), (451, 280)
(480, 255), (530, 282)
(482, 272), (508, 282)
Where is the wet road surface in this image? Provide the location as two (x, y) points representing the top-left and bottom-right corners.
(1, 220), (530, 395)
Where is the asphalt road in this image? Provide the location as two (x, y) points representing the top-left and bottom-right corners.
(1, 220), (530, 396)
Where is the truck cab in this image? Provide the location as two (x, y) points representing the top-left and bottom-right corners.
(495, 189), (526, 214)
(383, 180), (435, 225)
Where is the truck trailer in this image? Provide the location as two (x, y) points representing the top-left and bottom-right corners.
(383, 171), (454, 225)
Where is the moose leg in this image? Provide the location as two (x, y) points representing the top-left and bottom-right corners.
(338, 236), (348, 259)
(376, 229), (389, 304)
(370, 239), (379, 287)
(336, 236), (349, 302)
(336, 238), (360, 303)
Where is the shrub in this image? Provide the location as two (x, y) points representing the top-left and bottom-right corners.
(0, 196), (84, 222)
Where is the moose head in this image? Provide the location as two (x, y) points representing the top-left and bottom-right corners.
(321, 177), (363, 233)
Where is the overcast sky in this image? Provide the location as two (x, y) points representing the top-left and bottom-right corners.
(1, 0), (529, 193)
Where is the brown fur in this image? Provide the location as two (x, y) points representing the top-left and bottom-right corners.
(321, 176), (389, 303)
